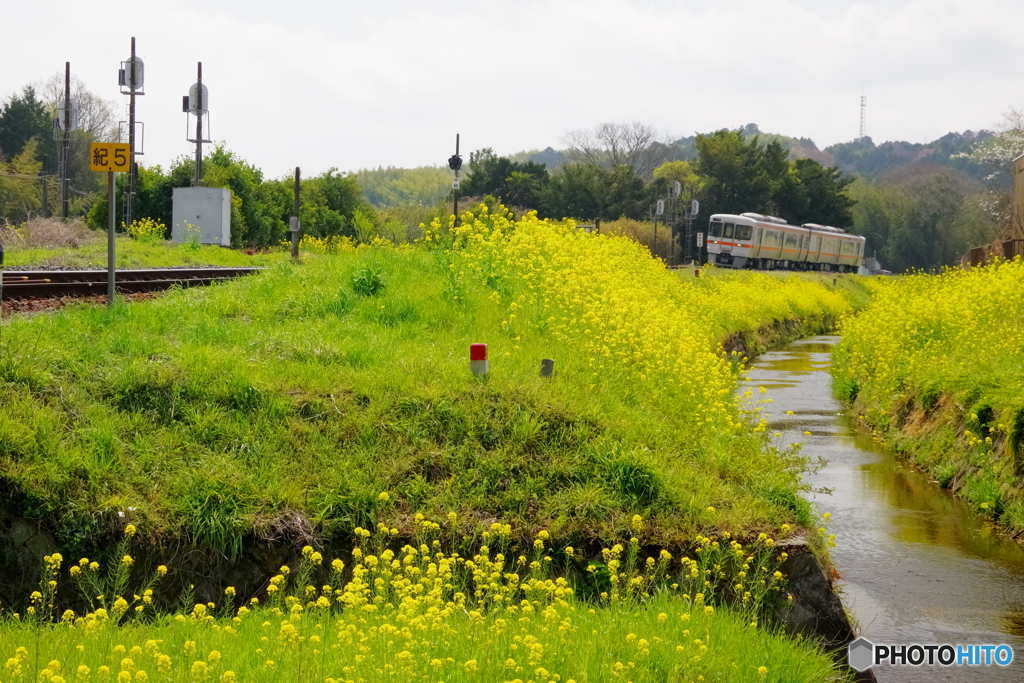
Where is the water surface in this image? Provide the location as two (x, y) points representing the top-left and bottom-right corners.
(747, 337), (1024, 682)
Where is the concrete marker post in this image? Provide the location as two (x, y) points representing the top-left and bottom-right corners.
(470, 343), (488, 376)
(539, 359), (554, 377)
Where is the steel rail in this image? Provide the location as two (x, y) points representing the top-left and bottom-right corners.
(1, 267), (264, 300)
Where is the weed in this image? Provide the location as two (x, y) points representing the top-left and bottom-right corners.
(350, 263), (386, 297)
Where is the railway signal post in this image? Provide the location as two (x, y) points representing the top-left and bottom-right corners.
(448, 134), (462, 228)
(90, 142), (131, 306)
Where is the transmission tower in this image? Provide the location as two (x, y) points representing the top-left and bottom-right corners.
(859, 95), (867, 140)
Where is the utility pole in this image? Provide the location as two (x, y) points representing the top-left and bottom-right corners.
(40, 154), (49, 217)
(61, 62), (71, 219)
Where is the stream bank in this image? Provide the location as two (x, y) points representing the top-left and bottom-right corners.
(749, 336), (1024, 682)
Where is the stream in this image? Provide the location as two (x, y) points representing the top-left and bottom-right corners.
(747, 336), (1024, 682)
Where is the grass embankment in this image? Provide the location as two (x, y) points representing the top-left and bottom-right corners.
(1, 236), (284, 269)
(1, 209), (854, 557)
(0, 211), (858, 681)
(832, 259), (1024, 529)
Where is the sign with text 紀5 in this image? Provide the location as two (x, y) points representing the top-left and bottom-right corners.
(90, 143), (131, 172)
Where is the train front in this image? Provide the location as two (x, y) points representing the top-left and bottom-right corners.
(706, 214), (756, 268)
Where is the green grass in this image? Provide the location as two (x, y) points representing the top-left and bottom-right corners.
(0, 229), (862, 681)
(0, 594), (844, 683)
(0, 244), (853, 560)
(2, 236), (287, 269)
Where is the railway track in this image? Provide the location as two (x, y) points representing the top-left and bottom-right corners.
(0, 267), (264, 300)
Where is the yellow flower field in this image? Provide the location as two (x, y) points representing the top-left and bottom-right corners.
(0, 523), (843, 683)
(833, 258), (1024, 524)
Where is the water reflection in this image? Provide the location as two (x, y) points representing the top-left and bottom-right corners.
(748, 337), (1024, 682)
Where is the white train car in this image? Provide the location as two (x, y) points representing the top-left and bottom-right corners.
(707, 212), (865, 272)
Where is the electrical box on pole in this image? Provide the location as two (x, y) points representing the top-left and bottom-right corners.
(119, 37), (145, 230)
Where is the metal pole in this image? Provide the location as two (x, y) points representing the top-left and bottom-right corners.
(107, 171), (116, 307)
(453, 134), (460, 228)
(195, 62), (203, 187)
(291, 167), (300, 258)
(61, 62), (71, 219)
(127, 36), (137, 229)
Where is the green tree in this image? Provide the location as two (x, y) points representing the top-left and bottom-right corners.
(693, 130), (855, 229)
(791, 159), (855, 228)
(652, 160), (704, 194)
(693, 130), (772, 220)
(0, 87), (53, 165)
(461, 148), (549, 209)
(540, 163), (651, 221)
(298, 169), (367, 239)
(540, 162), (605, 220)
(203, 146), (290, 247)
(850, 168), (999, 272)
(0, 138), (43, 222)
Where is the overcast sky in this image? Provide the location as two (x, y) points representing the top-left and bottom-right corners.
(2, 0), (1020, 179)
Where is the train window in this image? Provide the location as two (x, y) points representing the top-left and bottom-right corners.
(709, 221), (722, 237)
(765, 231), (778, 246)
(723, 223), (735, 238)
(841, 241), (853, 254)
(736, 225), (752, 240)
(784, 233), (798, 247)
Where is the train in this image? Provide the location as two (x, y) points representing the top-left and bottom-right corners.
(706, 212), (866, 272)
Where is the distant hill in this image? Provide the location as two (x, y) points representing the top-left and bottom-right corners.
(823, 131), (1003, 185)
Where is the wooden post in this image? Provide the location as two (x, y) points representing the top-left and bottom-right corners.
(61, 63), (71, 219)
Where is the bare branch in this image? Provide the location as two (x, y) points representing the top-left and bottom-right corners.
(561, 122), (668, 178)
(36, 73), (120, 143)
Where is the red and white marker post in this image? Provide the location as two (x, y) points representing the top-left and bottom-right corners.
(470, 343), (488, 376)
